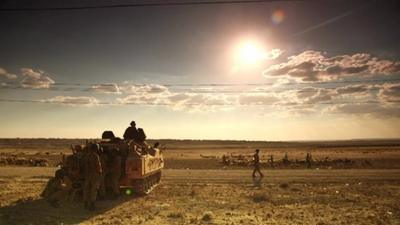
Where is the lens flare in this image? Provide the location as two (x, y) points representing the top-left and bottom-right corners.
(271, 10), (285, 25)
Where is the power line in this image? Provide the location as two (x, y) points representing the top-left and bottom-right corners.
(0, 0), (305, 11)
(4, 78), (400, 88)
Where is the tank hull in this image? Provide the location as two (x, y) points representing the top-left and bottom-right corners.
(64, 140), (164, 196)
(97, 140), (164, 194)
(120, 150), (164, 194)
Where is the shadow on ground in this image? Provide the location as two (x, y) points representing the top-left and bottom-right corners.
(0, 194), (141, 225)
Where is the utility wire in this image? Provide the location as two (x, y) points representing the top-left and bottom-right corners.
(4, 78), (400, 88)
(0, 0), (306, 11)
(0, 86), (387, 94)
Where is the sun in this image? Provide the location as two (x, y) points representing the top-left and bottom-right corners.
(235, 40), (265, 65)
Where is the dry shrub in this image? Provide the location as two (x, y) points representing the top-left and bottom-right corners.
(290, 187), (301, 192)
(252, 193), (269, 203)
(279, 183), (289, 189)
(202, 211), (214, 221)
(167, 212), (183, 218)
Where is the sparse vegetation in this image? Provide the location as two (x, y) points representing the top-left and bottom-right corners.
(279, 183), (289, 189)
(0, 139), (399, 224)
(251, 193), (269, 203)
(167, 211), (184, 219)
(201, 211), (214, 221)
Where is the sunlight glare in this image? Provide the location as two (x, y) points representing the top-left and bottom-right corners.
(236, 41), (266, 65)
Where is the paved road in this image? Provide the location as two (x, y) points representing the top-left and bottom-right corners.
(1, 167), (400, 184)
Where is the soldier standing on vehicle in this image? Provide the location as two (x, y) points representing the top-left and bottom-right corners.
(123, 121), (139, 141)
(83, 143), (102, 210)
(41, 169), (72, 208)
(252, 149), (264, 178)
(109, 148), (122, 198)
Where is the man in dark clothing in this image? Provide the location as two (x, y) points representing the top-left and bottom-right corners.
(83, 143), (102, 210)
(41, 169), (72, 208)
(109, 148), (122, 198)
(306, 152), (313, 169)
(123, 121), (139, 141)
(252, 149), (264, 178)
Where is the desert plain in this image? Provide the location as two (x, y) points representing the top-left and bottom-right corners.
(0, 139), (399, 225)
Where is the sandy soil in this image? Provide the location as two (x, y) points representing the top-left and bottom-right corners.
(0, 167), (399, 225)
(1, 139), (399, 224)
(2, 139), (400, 169)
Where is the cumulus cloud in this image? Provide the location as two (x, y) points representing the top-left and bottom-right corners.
(335, 84), (373, 95)
(118, 89), (236, 112)
(120, 84), (168, 94)
(44, 96), (99, 106)
(20, 68), (54, 89)
(91, 83), (121, 94)
(238, 93), (280, 105)
(278, 87), (334, 105)
(114, 82), (400, 117)
(263, 51), (400, 81)
(265, 48), (284, 60)
(326, 103), (400, 118)
(378, 83), (400, 102)
(0, 67), (17, 80)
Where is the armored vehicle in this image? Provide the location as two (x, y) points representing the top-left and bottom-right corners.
(62, 131), (164, 196)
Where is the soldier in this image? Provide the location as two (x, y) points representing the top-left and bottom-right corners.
(306, 152), (313, 169)
(269, 154), (275, 168)
(83, 143), (102, 210)
(98, 147), (108, 200)
(123, 121), (139, 141)
(252, 149), (264, 178)
(282, 152), (290, 166)
(109, 148), (122, 198)
(41, 169), (72, 207)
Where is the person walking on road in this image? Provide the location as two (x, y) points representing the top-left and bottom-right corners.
(252, 149), (264, 178)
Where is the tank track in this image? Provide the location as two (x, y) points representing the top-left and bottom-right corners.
(135, 171), (162, 194)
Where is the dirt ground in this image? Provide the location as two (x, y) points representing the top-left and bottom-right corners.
(1, 139), (400, 169)
(0, 139), (400, 224)
(0, 168), (399, 225)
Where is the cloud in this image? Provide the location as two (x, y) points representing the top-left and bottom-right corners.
(335, 84), (374, 95)
(265, 49), (284, 60)
(263, 51), (400, 81)
(20, 68), (54, 89)
(114, 82), (400, 117)
(378, 83), (400, 102)
(326, 103), (400, 118)
(120, 84), (168, 94)
(278, 87), (334, 105)
(238, 93), (280, 105)
(44, 96), (99, 106)
(0, 67), (17, 80)
(90, 83), (121, 94)
(118, 90), (236, 112)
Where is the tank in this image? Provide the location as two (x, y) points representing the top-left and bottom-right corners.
(119, 143), (164, 194)
(98, 138), (164, 194)
(62, 131), (164, 196)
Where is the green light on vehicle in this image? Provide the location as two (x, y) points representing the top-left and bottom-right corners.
(125, 189), (132, 195)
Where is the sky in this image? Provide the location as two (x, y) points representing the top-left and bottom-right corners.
(0, 0), (399, 140)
